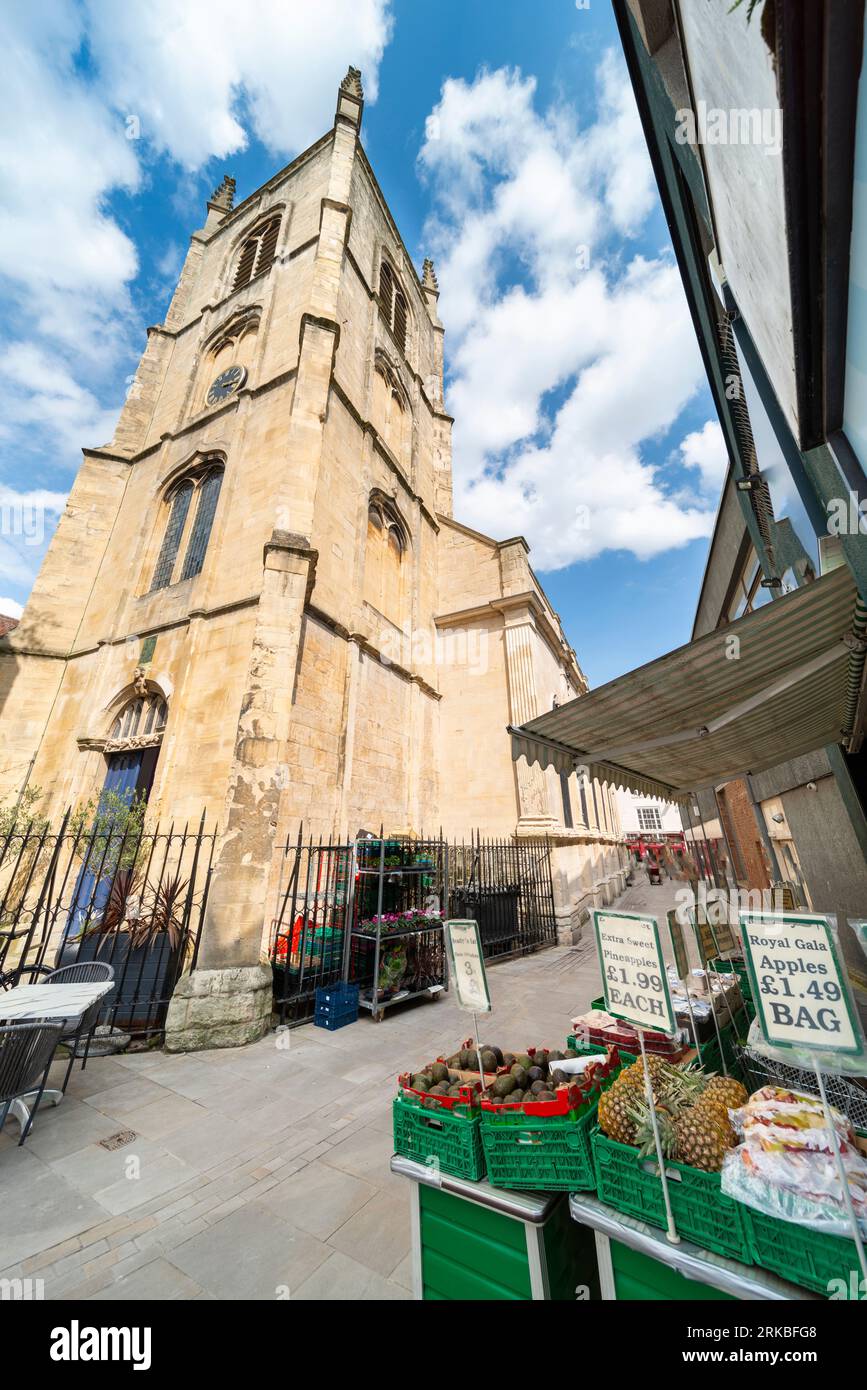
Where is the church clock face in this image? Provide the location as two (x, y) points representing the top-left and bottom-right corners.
(206, 365), (247, 406)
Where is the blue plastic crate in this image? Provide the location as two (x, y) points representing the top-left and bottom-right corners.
(314, 982), (359, 1031)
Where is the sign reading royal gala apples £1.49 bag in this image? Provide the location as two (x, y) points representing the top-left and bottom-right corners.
(594, 910), (675, 1033)
(740, 911), (864, 1055)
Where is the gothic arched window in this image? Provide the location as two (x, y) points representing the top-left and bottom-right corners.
(364, 495), (408, 626)
(378, 257), (409, 357)
(232, 215), (281, 291)
(372, 360), (410, 465)
(109, 693), (167, 743)
(149, 465), (224, 593)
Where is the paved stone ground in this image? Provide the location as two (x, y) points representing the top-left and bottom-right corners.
(0, 870), (678, 1301)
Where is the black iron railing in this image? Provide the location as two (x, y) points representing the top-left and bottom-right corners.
(269, 828), (557, 1025)
(0, 812), (215, 1040)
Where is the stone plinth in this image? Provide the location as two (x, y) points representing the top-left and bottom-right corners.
(164, 964), (273, 1052)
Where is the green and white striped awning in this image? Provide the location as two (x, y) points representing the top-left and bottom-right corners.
(510, 566), (865, 801)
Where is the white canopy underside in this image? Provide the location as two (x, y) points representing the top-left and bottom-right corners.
(510, 567), (861, 802)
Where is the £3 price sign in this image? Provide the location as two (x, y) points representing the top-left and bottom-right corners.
(594, 910), (675, 1034)
(740, 910), (864, 1056)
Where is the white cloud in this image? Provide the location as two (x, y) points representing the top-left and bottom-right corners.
(0, 597), (24, 620)
(420, 57), (719, 569)
(680, 420), (729, 493)
(85, 0), (393, 167)
(0, 483), (68, 593)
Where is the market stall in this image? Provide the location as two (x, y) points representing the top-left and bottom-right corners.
(388, 910), (867, 1300)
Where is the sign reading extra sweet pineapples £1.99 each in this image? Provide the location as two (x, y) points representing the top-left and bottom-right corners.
(739, 910), (864, 1055)
(594, 910), (675, 1034)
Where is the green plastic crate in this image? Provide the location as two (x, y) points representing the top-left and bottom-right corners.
(710, 957), (752, 1004)
(592, 1127), (751, 1263)
(393, 1093), (485, 1181)
(481, 1098), (600, 1192)
(742, 1205), (864, 1297)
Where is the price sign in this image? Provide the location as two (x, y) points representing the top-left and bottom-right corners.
(740, 910), (864, 1056)
(594, 910), (675, 1034)
(691, 904), (735, 962)
(445, 920), (491, 1014)
(667, 908), (690, 983)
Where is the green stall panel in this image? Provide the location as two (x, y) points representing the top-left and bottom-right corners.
(417, 1182), (600, 1301)
(610, 1239), (736, 1301)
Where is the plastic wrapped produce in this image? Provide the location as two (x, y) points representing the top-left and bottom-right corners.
(722, 1085), (867, 1237)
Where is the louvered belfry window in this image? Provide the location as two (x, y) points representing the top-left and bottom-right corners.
(149, 466), (224, 592)
(233, 215), (281, 291)
(378, 257), (408, 356)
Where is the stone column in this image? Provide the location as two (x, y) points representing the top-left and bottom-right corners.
(165, 532), (316, 1051)
(501, 607), (556, 832)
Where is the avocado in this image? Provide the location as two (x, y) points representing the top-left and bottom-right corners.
(429, 1062), (450, 1085)
(510, 1065), (529, 1089)
(492, 1074), (516, 1098)
(547, 1049), (563, 1063)
(485, 1045), (504, 1066)
(535, 1090), (555, 1103)
(515, 1053), (533, 1071)
(411, 1073), (432, 1091)
(503, 1052), (516, 1067)
(530, 1080), (546, 1094)
(527, 1066), (544, 1083)
(510, 1088), (524, 1102)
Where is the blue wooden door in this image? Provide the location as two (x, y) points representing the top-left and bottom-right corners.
(67, 752), (147, 939)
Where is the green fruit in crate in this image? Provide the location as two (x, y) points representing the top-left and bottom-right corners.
(511, 1089), (524, 1102)
(530, 1079), (546, 1095)
(458, 1048), (473, 1068)
(503, 1052), (516, 1066)
(510, 1065), (529, 1088)
(552, 1070), (570, 1087)
(411, 1074), (432, 1091)
(515, 1053), (533, 1071)
(429, 1063), (449, 1085)
(492, 1074), (516, 1098)
(483, 1044), (504, 1065)
(547, 1049), (564, 1063)
(447, 1054), (462, 1068)
(480, 1049), (498, 1072)
(528, 1066), (544, 1083)
(535, 1091), (555, 1103)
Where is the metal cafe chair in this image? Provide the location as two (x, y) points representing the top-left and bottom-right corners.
(0, 1021), (65, 1145)
(42, 961), (116, 1093)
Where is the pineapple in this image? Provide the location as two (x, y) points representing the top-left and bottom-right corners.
(672, 1106), (730, 1172)
(691, 1093), (736, 1146)
(598, 1078), (640, 1145)
(703, 1075), (748, 1110)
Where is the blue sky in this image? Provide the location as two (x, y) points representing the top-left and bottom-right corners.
(0, 0), (726, 686)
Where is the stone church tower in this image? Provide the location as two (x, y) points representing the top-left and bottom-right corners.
(0, 69), (626, 1043)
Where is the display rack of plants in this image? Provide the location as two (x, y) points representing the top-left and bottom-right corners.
(478, 1048), (623, 1192)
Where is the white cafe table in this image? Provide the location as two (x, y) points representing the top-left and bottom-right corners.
(0, 980), (115, 1130)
